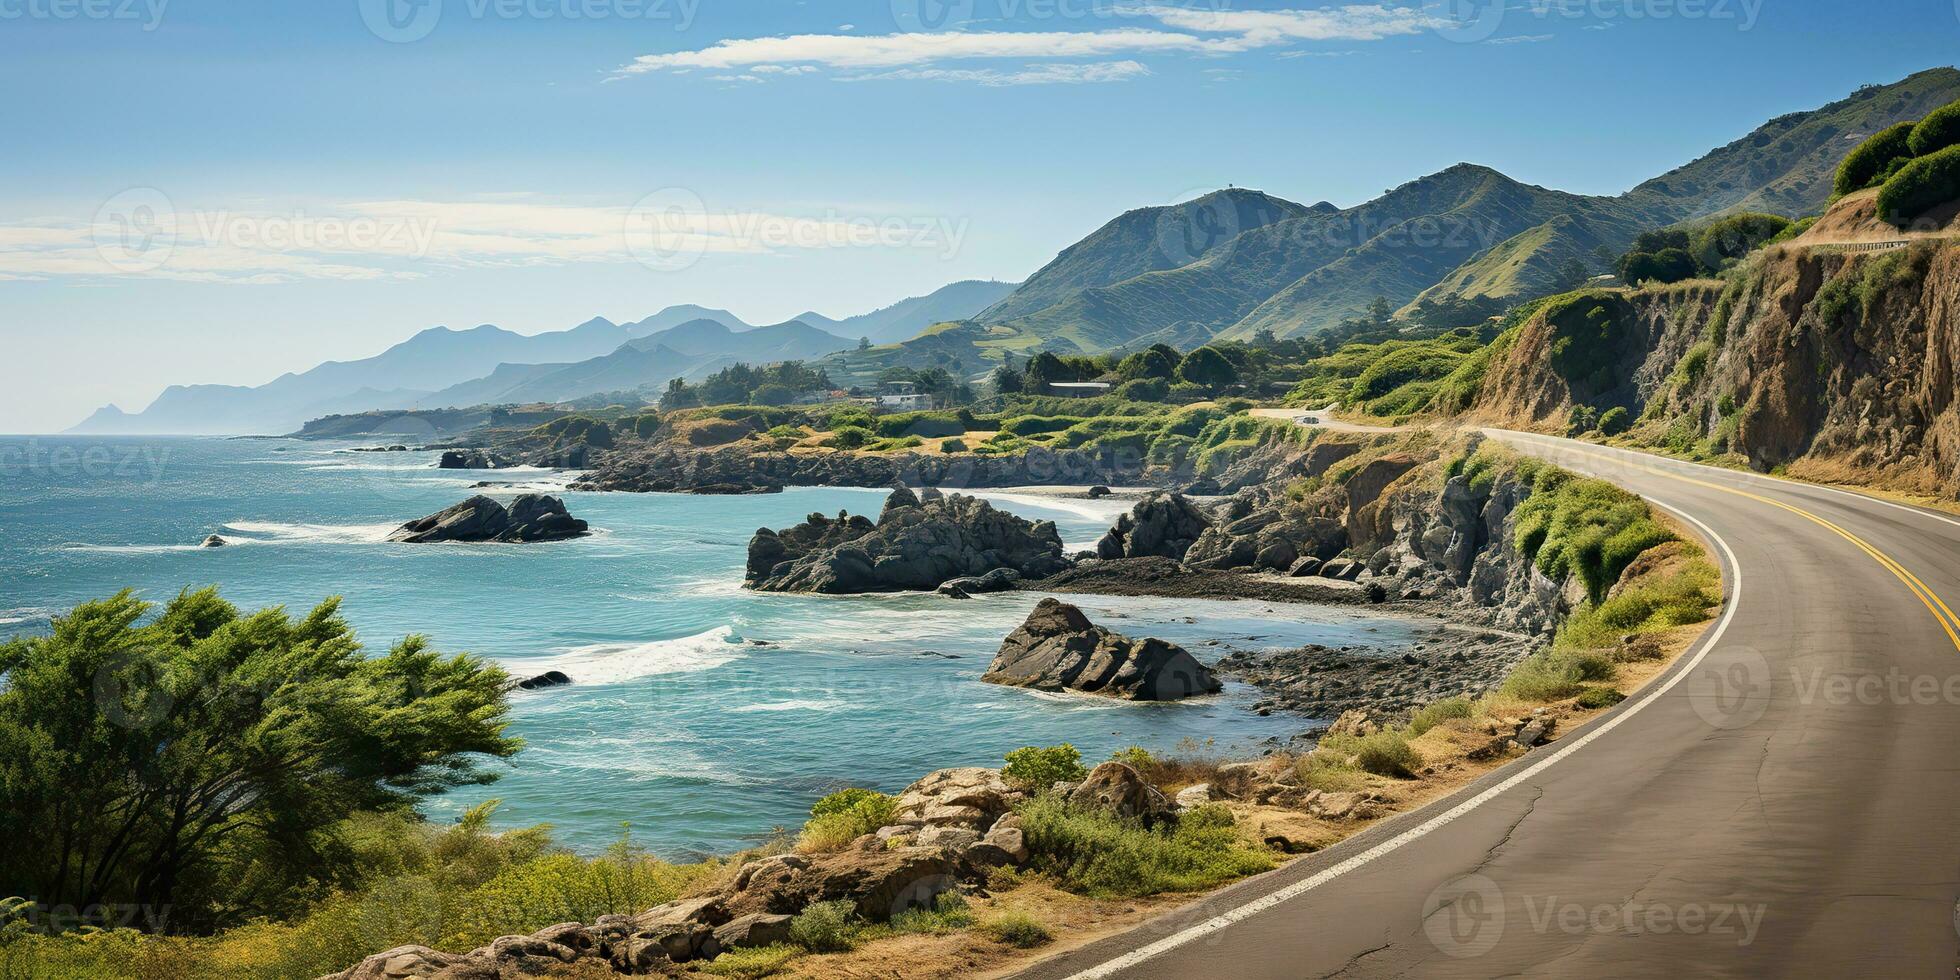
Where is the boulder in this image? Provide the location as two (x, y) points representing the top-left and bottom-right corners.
(1174, 783), (1216, 809)
(1067, 762), (1173, 822)
(199, 534), (226, 548)
(1288, 556), (1323, 578)
(982, 599), (1221, 701)
(1095, 493), (1212, 561)
(1087, 485), (1112, 498)
(485, 934), (575, 965)
(939, 567), (1022, 595)
(746, 490), (1066, 594)
(892, 768), (1016, 827)
(712, 913), (794, 952)
(723, 845), (954, 922)
(388, 494), (588, 544)
(513, 670), (571, 691)
(966, 825), (1029, 866)
(437, 449), (512, 470)
(325, 945), (492, 980)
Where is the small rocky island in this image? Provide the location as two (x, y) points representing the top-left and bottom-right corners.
(982, 598), (1222, 701)
(745, 487), (1068, 593)
(388, 494), (589, 544)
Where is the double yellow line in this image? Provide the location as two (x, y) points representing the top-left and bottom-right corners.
(1598, 452), (1960, 653)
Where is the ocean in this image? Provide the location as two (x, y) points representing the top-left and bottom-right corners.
(0, 436), (1421, 856)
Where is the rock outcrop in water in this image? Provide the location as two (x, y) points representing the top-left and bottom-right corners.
(1094, 492), (1212, 561)
(438, 448), (513, 470)
(744, 487), (1067, 594)
(388, 494), (588, 544)
(981, 598), (1221, 701)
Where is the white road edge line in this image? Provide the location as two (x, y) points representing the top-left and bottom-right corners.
(1059, 491), (1742, 980)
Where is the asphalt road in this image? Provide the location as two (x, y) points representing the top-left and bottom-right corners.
(1016, 431), (1960, 979)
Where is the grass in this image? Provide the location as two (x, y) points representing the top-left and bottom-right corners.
(1407, 697), (1474, 737)
(1313, 730), (1423, 778)
(981, 911), (1053, 949)
(1016, 798), (1273, 897)
(1499, 648), (1619, 701)
(888, 893), (976, 936)
(795, 789), (897, 854)
(703, 944), (802, 979)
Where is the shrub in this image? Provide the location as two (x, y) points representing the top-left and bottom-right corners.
(1114, 377), (1170, 401)
(1909, 100), (1960, 157)
(812, 406), (874, 432)
(982, 910), (1053, 948)
(788, 900), (858, 953)
(1017, 798), (1272, 896)
(1878, 145), (1960, 227)
(940, 438), (968, 453)
(1502, 648), (1618, 702)
(874, 411), (967, 439)
(750, 383), (795, 407)
(1406, 697), (1473, 737)
(822, 425), (873, 450)
(1175, 346), (1239, 389)
(1513, 475), (1674, 603)
(1349, 731), (1422, 778)
(1836, 122), (1917, 195)
(1597, 406), (1631, 435)
(1575, 687), (1628, 709)
(1566, 404), (1599, 435)
(890, 892), (974, 935)
(704, 943), (801, 978)
(1295, 754), (1367, 792)
(1002, 744), (1087, 790)
(1108, 745), (1156, 770)
(1688, 212), (1790, 271)
(797, 789), (896, 853)
(999, 414), (1082, 437)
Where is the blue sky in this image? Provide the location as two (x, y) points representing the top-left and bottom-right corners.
(2, 0), (1956, 431)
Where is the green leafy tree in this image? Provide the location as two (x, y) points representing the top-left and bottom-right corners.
(1174, 346), (1239, 390)
(990, 364), (1025, 395)
(1117, 347), (1177, 381)
(1367, 296), (1394, 330)
(1836, 122), (1918, 195)
(1878, 144), (1960, 227)
(1908, 100), (1960, 157)
(751, 383), (795, 406)
(1689, 213), (1792, 272)
(0, 590), (518, 932)
(857, 336), (871, 351)
(1619, 247), (1699, 286)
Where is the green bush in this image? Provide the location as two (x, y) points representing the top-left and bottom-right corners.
(1878, 144), (1960, 227)
(1575, 687), (1628, 710)
(1002, 744), (1088, 789)
(1406, 697), (1473, 737)
(822, 425), (873, 450)
(1836, 122), (1917, 195)
(1513, 474), (1674, 603)
(890, 892), (975, 935)
(982, 910), (1053, 948)
(1597, 406), (1631, 435)
(999, 415), (1083, 437)
(1501, 648), (1618, 702)
(1017, 798), (1272, 897)
(1114, 377), (1170, 401)
(789, 900), (859, 953)
(1349, 731), (1422, 778)
(941, 438), (968, 453)
(1557, 559), (1719, 649)
(704, 943), (801, 978)
(1688, 212), (1790, 272)
(874, 411), (967, 438)
(798, 789), (896, 852)
(812, 406), (874, 432)
(1909, 100), (1960, 157)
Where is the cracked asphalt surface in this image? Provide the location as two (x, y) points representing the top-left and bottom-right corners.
(1013, 432), (1960, 979)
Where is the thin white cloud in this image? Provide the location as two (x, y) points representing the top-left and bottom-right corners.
(842, 61), (1151, 86)
(0, 197), (956, 284)
(1487, 33), (1554, 43)
(612, 5), (1440, 84)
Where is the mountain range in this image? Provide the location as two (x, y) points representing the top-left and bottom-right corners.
(71, 68), (1960, 434)
(68, 281), (1014, 434)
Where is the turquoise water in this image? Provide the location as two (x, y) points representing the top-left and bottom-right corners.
(0, 436), (1419, 857)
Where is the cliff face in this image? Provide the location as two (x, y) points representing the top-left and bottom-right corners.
(1472, 239), (1960, 497)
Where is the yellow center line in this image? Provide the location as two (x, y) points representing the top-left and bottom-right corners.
(1577, 448), (1960, 653)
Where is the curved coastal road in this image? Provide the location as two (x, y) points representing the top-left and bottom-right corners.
(1016, 431), (1960, 979)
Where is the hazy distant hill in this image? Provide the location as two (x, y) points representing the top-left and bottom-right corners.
(797, 279), (1020, 345)
(68, 318), (635, 435)
(419, 319), (852, 409)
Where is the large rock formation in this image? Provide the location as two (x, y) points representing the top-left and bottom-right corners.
(388, 494), (589, 544)
(437, 448), (513, 469)
(745, 487), (1067, 594)
(1095, 492), (1212, 561)
(982, 598), (1221, 701)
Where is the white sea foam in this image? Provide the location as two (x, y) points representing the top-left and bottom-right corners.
(730, 698), (846, 714)
(970, 490), (1134, 524)
(524, 626), (747, 686)
(224, 520), (402, 544)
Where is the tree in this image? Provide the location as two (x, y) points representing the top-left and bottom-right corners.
(1367, 296), (1394, 330)
(1836, 121), (1917, 195)
(660, 377), (699, 409)
(1175, 346), (1239, 390)
(1619, 247), (1698, 286)
(857, 336), (871, 351)
(1023, 351), (1073, 390)
(1908, 100), (1960, 157)
(1556, 258), (1590, 291)
(1117, 347), (1177, 381)
(751, 383), (795, 406)
(0, 590), (518, 932)
(990, 364), (1025, 395)
(1252, 328), (1279, 349)
(1689, 212), (1791, 272)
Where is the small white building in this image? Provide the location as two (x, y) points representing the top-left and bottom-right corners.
(875, 382), (934, 411)
(1045, 381), (1113, 398)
